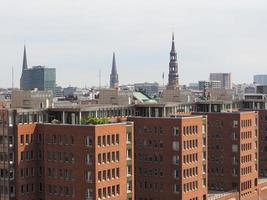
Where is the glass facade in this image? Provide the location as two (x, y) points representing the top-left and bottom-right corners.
(20, 66), (56, 95)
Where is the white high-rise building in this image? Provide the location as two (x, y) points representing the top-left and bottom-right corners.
(209, 73), (232, 89)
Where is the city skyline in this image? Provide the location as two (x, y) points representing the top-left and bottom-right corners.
(1, 0), (267, 88)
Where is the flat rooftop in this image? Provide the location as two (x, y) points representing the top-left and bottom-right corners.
(208, 190), (237, 200)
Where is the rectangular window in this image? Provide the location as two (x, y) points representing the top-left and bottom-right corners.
(86, 136), (93, 147)
(86, 154), (92, 165)
(116, 151), (119, 162)
(127, 149), (132, 160)
(98, 154), (101, 164)
(127, 165), (132, 176)
(173, 169), (179, 179)
(26, 134), (29, 145)
(98, 136), (101, 147)
(173, 155), (179, 164)
(102, 135), (106, 146)
(232, 144), (238, 153)
(98, 171), (101, 182)
(86, 171), (92, 182)
(112, 134), (115, 145)
(173, 184), (179, 193)
(127, 132), (132, 143)
(20, 135), (24, 145)
(172, 141), (179, 151)
(173, 127), (179, 136)
(127, 181), (132, 192)
(107, 135), (111, 145)
(233, 120), (238, 128)
(116, 134), (119, 144)
(116, 168), (120, 178)
(116, 185), (120, 195)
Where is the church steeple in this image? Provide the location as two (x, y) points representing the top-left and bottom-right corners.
(167, 33), (179, 89)
(22, 45), (28, 71)
(171, 32), (176, 52)
(110, 52), (119, 89)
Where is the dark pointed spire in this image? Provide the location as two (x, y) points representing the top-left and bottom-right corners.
(110, 52), (119, 89)
(111, 52), (117, 74)
(22, 45), (28, 70)
(171, 32), (176, 52)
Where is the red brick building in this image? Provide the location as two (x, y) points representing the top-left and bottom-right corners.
(129, 116), (208, 200)
(16, 122), (134, 200)
(203, 111), (259, 200)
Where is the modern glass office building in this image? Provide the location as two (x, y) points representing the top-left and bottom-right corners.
(20, 66), (56, 95)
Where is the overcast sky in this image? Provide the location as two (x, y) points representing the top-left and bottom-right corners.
(1, 0), (267, 88)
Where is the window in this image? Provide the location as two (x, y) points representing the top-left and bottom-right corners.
(98, 154), (101, 164)
(127, 181), (132, 192)
(86, 154), (92, 165)
(173, 169), (179, 179)
(232, 144), (238, 153)
(112, 134), (115, 145)
(116, 151), (120, 161)
(107, 135), (111, 145)
(172, 141), (179, 151)
(98, 171), (101, 182)
(232, 132), (237, 140)
(173, 155), (179, 164)
(85, 136), (92, 147)
(86, 171), (92, 182)
(98, 189), (102, 199)
(127, 165), (132, 176)
(233, 120), (238, 128)
(173, 127), (179, 136)
(103, 170), (106, 181)
(116, 134), (119, 144)
(103, 153), (106, 163)
(116, 185), (120, 195)
(97, 136), (101, 147)
(102, 135), (106, 146)
(26, 134), (29, 145)
(173, 184), (179, 193)
(127, 132), (132, 143)
(116, 168), (120, 178)
(86, 188), (93, 199)
(20, 135), (24, 145)
(127, 149), (132, 160)
(21, 152), (24, 161)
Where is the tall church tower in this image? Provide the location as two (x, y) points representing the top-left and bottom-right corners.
(167, 33), (179, 89)
(110, 52), (119, 89)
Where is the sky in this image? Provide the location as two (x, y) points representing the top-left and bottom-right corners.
(1, 0), (267, 88)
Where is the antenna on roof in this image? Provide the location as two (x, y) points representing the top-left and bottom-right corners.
(99, 69), (101, 89)
(12, 66), (14, 90)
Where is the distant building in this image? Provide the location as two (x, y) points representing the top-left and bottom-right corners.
(256, 85), (267, 94)
(187, 83), (199, 90)
(210, 73), (231, 89)
(198, 80), (221, 91)
(110, 52), (119, 89)
(63, 87), (77, 97)
(134, 82), (159, 98)
(254, 75), (267, 85)
(54, 86), (63, 97)
(11, 90), (53, 109)
(20, 46), (56, 95)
